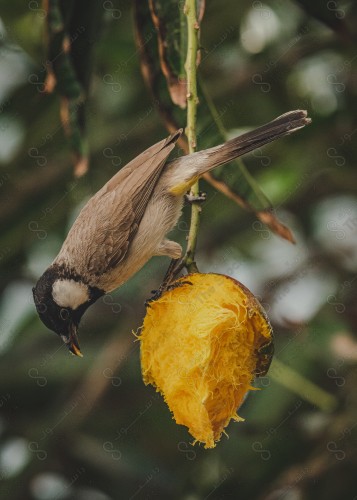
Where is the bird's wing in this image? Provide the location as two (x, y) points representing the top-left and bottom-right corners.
(56, 130), (182, 276)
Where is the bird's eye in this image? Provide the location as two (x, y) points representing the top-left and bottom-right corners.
(60, 308), (69, 321)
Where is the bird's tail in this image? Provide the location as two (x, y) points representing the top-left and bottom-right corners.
(168, 110), (311, 196)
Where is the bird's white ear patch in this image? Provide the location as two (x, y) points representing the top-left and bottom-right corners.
(52, 279), (89, 309)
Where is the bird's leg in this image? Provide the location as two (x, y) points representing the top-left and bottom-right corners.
(146, 240), (184, 306)
(161, 257), (185, 288)
(145, 257), (185, 307)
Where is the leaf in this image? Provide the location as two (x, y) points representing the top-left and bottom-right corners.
(133, 1), (295, 243)
(205, 173), (296, 244)
(256, 209), (295, 244)
(148, 0), (205, 108)
(148, 0), (187, 108)
(44, 0), (103, 176)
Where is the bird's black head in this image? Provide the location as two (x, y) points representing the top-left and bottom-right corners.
(32, 265), (104, 356)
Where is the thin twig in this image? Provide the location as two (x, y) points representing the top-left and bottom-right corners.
(183, 0), (200, 274)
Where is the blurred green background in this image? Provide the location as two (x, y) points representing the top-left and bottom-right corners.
(0, 1), (357, 499)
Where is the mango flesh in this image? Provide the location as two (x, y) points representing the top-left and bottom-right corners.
(139, 273), (273, 448)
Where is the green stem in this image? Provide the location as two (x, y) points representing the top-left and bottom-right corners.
(270, 358), (337, 412)
(184, 0), (200, 274)
(200, 79), (271, 209)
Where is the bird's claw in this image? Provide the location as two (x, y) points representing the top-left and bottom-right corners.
(185, 192), (206, 203)
(145, 280), (193, 307)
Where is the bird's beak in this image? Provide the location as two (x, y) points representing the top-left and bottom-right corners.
(61, 324), (83, 357)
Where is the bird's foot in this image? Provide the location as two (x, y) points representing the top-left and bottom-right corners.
(145, 280), (193, 307)
(145, 257), (190, 308)
(185, 192), (206, 203)
(145, 290), (160, 308)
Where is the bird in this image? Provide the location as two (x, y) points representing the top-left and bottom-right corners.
(33, 110), (311, 356)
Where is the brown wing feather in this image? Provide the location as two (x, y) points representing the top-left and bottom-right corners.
(56, 130), (182, 276)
